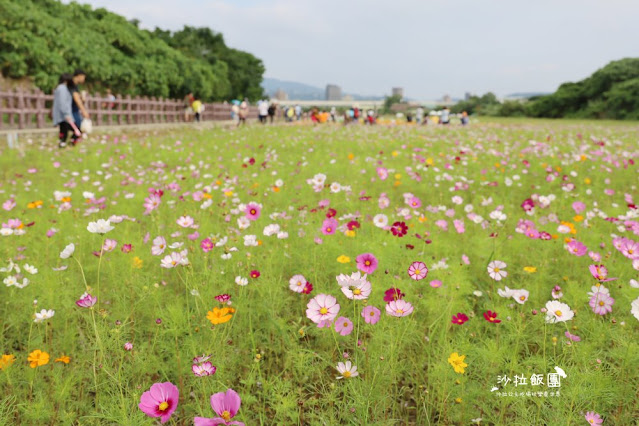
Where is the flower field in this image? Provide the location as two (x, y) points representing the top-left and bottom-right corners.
(1, 119), (638, 425)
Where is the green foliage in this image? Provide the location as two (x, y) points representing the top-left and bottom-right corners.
(0, 0), (264, 101)
(451, 92), (500, 115)
(528, 58), (639, 119)
(381, 94), (402, 114)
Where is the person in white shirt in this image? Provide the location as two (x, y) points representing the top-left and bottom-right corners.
(441, 107), (450, 125)
(258, 100), (269, 124)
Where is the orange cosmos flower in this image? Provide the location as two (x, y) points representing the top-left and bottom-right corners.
(28, 350), (49, 368)
(206, 307), (235, 325)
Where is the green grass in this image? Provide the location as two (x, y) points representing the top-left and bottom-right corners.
(0, 120), (638, 425)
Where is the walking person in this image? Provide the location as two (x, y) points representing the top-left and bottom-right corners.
(69, 69), (90, 131)
(258, 99), (268, 124)
(267, 101), (277, 124)
(192, 98), (203, 122)
(53, 73), (82, 148)
(238, 98), (249, 126)
(184, 92), (195, 122)
(440, 106), (450, 125)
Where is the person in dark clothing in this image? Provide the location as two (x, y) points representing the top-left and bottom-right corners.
(69, 69), (90, 130)
(267, 102), (277, 123)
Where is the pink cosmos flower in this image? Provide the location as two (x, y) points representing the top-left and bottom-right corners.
(152, 236), (167, 256)
(143, 194), (161, 213)
(589, 292), (614, 315)
(376, 167), (388, 180)
(177, 215), (194, 228)
(566, 240), (587, 256)
(138, 382), (179, 424)
(245, 203), (261, 221)
(321, 218), (338, 235)
(124, 342), (133, 351)
(386, 299), (414, 317)
(584, 411), (603, 425)
(619, 239), (639, 259)
(461, 254), (470, 265)
(361, 306), (381, 324)
(588, 264), (617, 282)
(334, 316), (354, 336)
(121, 244), (132, 253)
(194, 388), (245, 426)
(572, 201), (586, 214)
(453, 219), (465, 234)
(192, 362), (217, 377)
(407, 196), (422, 209)
(102, 239), (117, 252)
(215, 294), (232, 304)
(564, 331), (581, 342)
(407, 261), (428, 280)
(356, 253), (378, 274)
(306, 294), (340, 324)
(76, 292), (97, 308)
(430, 280), (442, 288)
(2, 199), (16, 211)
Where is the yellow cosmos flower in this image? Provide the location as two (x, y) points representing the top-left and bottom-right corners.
(391, 151), (399, 157)
(584, 178), (591, 184)
(28, 350), (49, 368)
(347, 153), (355, 160)
(425, 158), (434, 166)
(27, 200), (43, 209)
(133, 257), (143, 269)
(523, 266), (537, 273)
(206, 307), (235, 325)
(573, 215), (583, 222)
(0, 354), (16, 370)
(55, 355), (70, 364)
(448, 352), (467, 374)
(345, 230), (356, 237)
(336, 255), (351, 264)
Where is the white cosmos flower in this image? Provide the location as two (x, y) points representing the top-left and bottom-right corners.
(487, 261), (508, 281)
(176, 215), (194, 228)
(373, 214), (388, 228)
(631, 297), (639, 321)
(215, 236), (228, 247)
(60, 243), (75, 259)
(276, 231), (289, 239)
(87, 219), (114, 234)
(1, 228), (14, 236)
(23, 264), (38, 274)
(3, 275), (17, 287)
(243, 235), (258, 247)
(237, 216), (250, 230)
(221, 253), (232, 260)
(545, 301), (574, 323)
(336, 361), (359, 379)
(235, 276), (248, 286)
(511, 289), (529, 304)
(15, 278), (29, 289)
(630, 279), (639, 289)
(330, 182), (341, 193)
(34, 309), (55, 323)
(497, 286), (514, 298)
(201, 199), (213, 209)
(289, 275), (307, 293)
(160, 252), (182, 269)
(263, 224), (280, 236)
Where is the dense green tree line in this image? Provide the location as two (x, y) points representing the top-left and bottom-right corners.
(452, 58), (639, 120)
(0, 0), (265, 101)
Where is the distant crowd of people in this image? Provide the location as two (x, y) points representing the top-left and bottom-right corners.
(52, 79), (470, 147)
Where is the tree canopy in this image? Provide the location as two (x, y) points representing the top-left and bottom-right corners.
(0, 0), (265, 101)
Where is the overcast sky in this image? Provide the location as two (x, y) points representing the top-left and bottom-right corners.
(69, 0), (639, 100)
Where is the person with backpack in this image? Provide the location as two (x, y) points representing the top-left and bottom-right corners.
(52, 73), (82, 148)
(69, 69), (90, 130)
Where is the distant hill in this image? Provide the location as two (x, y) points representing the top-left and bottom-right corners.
(528, 58), (639, 119)
(262, 78), (384, 101)
(505, 92), (552, 99)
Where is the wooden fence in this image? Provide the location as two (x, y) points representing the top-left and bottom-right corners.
(0, 89), (258, 130)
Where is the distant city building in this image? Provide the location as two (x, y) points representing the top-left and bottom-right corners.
(392, 87), (404, 99)
(325, 84), (342, 101)
(464, 92), (472, 101)
(273, 89), (288, 101)
(442, 94), (452, 103)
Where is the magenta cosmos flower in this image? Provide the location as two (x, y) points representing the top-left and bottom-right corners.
(386, 300), (414, 317)
(245, 203), (261, 221)
(76, 292), (97, 308)
(361, 306), (381, 324)
(383, 287), (404, 302)
(306, 294), (340, 324)
(566, 240), (587, 256)
(390, 221), (408, 237)
(334, 316), (354, 336)
(194, 388), (245, 425)
(138, 381), (179, 424)
(201, 238), (214, 253)
(407, 261), (428, 280)
(321, 218), (338, 235)
(356, 253), (378, 274)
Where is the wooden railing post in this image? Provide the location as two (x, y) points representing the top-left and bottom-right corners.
(36, 90), (45, 128)
(16, 88), (25, 129)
